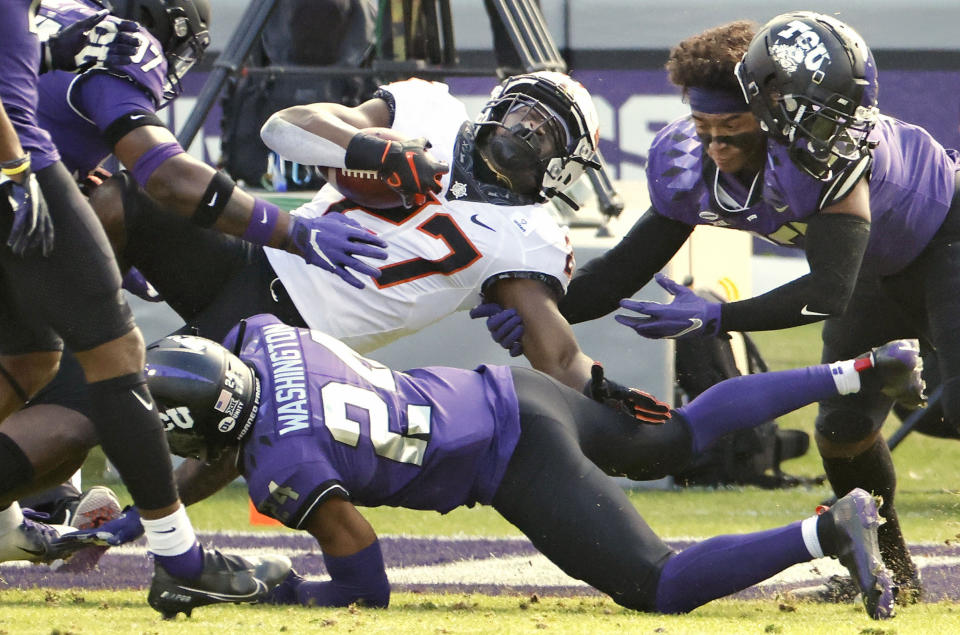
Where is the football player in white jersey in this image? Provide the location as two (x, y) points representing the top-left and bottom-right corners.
(1, 72), (669, 542)
(260, 76), (579, 364)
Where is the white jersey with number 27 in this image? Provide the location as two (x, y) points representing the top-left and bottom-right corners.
(264, 78), (574, 354)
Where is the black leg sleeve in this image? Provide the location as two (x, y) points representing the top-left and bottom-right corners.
(821, 437), (916, 584)
(87, 372), (177, 511)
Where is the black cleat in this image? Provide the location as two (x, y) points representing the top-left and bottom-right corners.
(820, 488), (895, 619)
(148, 548), (292, 619)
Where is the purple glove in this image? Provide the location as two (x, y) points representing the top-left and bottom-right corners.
(2, 170), (55, 257)
(469, 302), (525, 357)
(287, 212), (388, 289)
(43, 11), (140, 73)
(49, 506), (143, 558)
(122, 266), (163, 302)
(615, 273), (722, 340)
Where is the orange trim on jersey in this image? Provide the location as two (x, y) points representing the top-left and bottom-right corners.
(374, 212), (483, 288)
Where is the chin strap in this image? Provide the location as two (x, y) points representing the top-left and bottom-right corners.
(542, 186), (580, 210)
(231, 319), (248, 357)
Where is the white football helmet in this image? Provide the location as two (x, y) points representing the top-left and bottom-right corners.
(475, 71), (600, 205)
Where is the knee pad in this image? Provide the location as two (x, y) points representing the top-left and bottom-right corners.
(815, 402), (885, 445)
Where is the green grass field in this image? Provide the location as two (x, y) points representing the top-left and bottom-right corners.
(4, 324), (959, 634)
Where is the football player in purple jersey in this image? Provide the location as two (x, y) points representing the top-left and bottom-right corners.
(0, 0), (291, 617)
(474, 13), (960, 602)
(54, 314), (928, 619)
(4, 0), (383, 527)
(35, 0), (387, 287)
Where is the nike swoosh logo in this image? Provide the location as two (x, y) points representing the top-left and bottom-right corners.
(670, 318), (703, 338)
(470, 214), (494, 231)
(131, 390), (154, 410)
(800, 305), (830, 317)
(208, 192), (218, 207)
(130, 114), (146, 120)
(177, 578), (268, 602)
(156, 527), (177, 534)
(18, 546), (45, 556)
(260, 209), (268, 223)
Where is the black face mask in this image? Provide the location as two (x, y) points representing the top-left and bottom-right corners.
(697, 130), (763, 151)
(478, 124), (550, 194)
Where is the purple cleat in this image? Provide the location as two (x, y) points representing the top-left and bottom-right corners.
(858, 339), (926, 407)
(0, 510), (64, 563)
(820, 488), (895, 619)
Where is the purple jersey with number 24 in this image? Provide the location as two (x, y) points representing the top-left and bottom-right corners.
(226, 314), (522, 529)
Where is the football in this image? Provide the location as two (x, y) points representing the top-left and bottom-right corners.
(326, 127), (407, 209)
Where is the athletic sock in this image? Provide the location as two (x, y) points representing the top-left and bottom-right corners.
(678, 365), (839, 454)
(654, 521), (811, 613)
(143, 505), (203, 579)
(154, 542), (204, 580)
(828, 360), (861, 394)
(813, 512), (837, 556)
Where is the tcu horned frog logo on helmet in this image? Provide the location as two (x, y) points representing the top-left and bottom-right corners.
(768, 20), (832, 74)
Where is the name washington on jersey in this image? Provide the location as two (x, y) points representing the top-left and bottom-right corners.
(262, 323), (310, 436)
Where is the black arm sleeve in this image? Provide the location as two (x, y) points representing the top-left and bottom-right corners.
(721, 212), (871, 332)
(559, 208), (692, 324)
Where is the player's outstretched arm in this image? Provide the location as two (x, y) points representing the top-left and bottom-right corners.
(559, 208), (692, 325)
(486, 277), (594, 391)
(106, 121), (387, 288)
(260, 98), (392, 165)
(715, 184), (872, 333)
(265, 496), (389, 608)
(484, 277), (671, 422)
